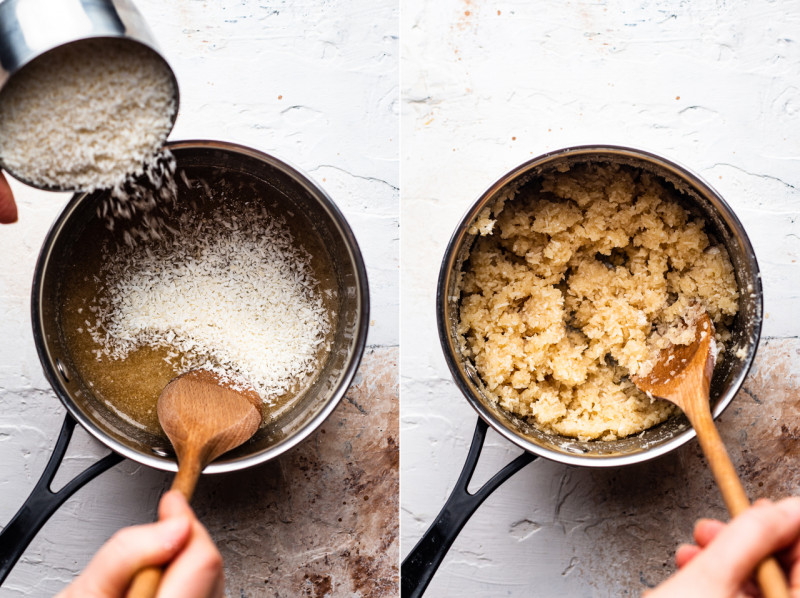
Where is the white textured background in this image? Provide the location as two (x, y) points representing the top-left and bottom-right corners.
(0, 0), (397, 595)
(401, 0), (800, 596)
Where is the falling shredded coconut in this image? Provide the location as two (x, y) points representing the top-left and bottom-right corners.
(0, 38), (176, 191)
(85, 195), (332, 402)
(95, 149), (179, 244)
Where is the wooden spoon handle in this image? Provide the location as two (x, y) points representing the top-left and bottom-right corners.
(757, 559), (793, 598)
(170, 458), (203, 502)
(690, 407), (749, 516)
(126, 462), (203, 598)
(126, 567), (161, 598)
(689, 408), (790, 598)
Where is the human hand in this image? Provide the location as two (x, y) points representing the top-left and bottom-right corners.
(0, 171), (16, 223)
(155, 490), (225, 597)
(646, 497), (800, 598)
(56, 490), (224, 598)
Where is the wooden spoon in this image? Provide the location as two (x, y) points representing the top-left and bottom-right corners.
(127, 369), (262, 598)
(633, 311), (789, 598)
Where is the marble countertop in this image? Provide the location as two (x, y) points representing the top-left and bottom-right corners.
(0, 1), (398, 596)
(400, 0), (800, 596)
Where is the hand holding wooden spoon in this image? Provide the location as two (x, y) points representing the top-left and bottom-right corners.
(127, 369), (262, 598)
(633, 311), (789, 598)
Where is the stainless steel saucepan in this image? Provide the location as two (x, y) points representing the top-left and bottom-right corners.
(0, 140), (370, 584)
(402, 145), (763, 597)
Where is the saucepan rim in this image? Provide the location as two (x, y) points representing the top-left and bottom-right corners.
(31, 139), (370, 473)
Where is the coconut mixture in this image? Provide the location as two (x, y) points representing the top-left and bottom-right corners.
(458, 163), (739, 441)
(61, 169), (337, 435)
(0, 38), (176, 191)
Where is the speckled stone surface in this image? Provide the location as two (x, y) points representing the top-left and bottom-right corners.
(194, 347), (399, 597)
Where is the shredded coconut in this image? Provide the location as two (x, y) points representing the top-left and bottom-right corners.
(0, 38), (176, 191)
(85, 190), (332, 402)
(96, 149), (179, 244)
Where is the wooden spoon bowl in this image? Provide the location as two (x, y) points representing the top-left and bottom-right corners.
(128, 369), (262, 598)
(157, 369), (262, 499)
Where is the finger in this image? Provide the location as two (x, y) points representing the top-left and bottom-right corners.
(0, 171), (17, 224)
(742, 578), (761, 598)
(675, 544), (701, 568)
(783, 534), (800, 592)
(790, 558), (800, 594)
(693, 518), (726, 547)
(780, 515), (800, 567)
(158, 521), (224, 598)
(158, 490), (191, 520)
(691, 497), (800, 590)
(157, 492), (224, 598)
(65, 516), (191, 597)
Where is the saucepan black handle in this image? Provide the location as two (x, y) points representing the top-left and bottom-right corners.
(401, 418), (537, 598)
(0, 413), (123, 585)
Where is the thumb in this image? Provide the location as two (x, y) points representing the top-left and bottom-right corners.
(159, 490), (193, 521)
(60, 516), (191, 597)
(690, 498), (800, 589)
(0, 171), (17, 224)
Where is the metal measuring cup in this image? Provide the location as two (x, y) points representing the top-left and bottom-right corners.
(0, 0), (180, 191)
